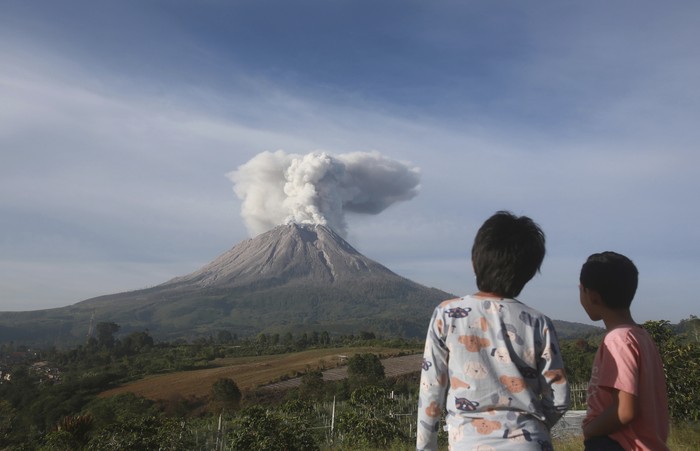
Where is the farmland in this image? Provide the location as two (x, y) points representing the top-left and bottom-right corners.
(100, 346), (422, 401)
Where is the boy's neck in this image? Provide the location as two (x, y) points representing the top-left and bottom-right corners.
(474, 291), (504, 300)
(602, 308), (636, 330)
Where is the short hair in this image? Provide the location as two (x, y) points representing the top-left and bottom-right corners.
(579, 251), (638, 309)
(471, 211), (546, 298)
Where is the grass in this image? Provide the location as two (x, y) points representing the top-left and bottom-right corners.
(668, 421), (700, 451)
(319, 422), (700, 450)
(552, 422), (700, 451)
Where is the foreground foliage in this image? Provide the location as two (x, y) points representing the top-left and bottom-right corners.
(642, 320), (700, 421)
(0, 317), (698, 449)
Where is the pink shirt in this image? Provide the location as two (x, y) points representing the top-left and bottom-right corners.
(585, 325), (669, 450)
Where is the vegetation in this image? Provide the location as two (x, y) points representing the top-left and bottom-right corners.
(642, 319), (700, 421)
(209, 378), (242, 414)
(0, 317), (697, 450)
(336, 386), (405, 448)
(230, 403), (319, 450)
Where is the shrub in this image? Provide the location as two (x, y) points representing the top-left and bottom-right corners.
(643, 320), (700, 421)
(229, 405), (319, 451)
(209, 377), (242, 414)
(347, 353), (385, 389)
(335, 387), (404, 448)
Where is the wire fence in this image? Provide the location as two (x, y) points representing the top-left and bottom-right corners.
(201, 386), (588, 450)
(308, 385), (588, 444)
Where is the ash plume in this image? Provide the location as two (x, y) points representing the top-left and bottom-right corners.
(228, 150), (421, 237)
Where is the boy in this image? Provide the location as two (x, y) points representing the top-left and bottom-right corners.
(417, 211), (570, 450)
(579, 252), (669, 450)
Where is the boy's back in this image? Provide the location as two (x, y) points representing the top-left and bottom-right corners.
(585, 325), (669, 450)
(417, 211), (570, 450)
(417, 294), (570, 450)
(579, 251), (670, 450)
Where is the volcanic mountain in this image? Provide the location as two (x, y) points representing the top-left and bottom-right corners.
(0, 224), (455, 344)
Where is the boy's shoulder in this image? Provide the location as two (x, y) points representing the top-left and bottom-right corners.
(604, 325), (657, 349)
(435, 296), (555, 323)
(437, 296), (465, 309)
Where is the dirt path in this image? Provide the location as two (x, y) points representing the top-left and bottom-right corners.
(262, 353), (422, 390)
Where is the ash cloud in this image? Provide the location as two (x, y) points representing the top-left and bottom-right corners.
(229, 150), (420, 237)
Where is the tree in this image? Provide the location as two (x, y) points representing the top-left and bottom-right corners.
(296, 333), (309, 349)
(95, 322), (120, 349)
(85, 393), (160, 431)
(359, 331), (376, 341)
(0, 400), (16, 446)
(560, 339), (596, 384)
(121, 331), (153, 355)
(347, 353), (385, 389)
(217, 330), (233, 344)
(678, 315), (700, 343)
(85, 416), (192, 451)
(40, 414), (94, 451)
(642, 320), (700, 421)
(209, 378), (242, 414)
(642, 319), (674, 346)
(299, 370), (325, 401)
(256, 333), (269, 347)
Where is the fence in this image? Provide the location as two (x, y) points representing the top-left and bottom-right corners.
(203, 384), (590, 449)
(569, 381), (588, 410)
(307, 385), (588, 445)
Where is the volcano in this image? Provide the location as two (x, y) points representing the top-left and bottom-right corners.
(0, 224), (454, 344)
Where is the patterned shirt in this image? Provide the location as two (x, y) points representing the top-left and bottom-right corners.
(417, 295), (570, 450)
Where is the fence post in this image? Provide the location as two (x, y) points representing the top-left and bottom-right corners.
(216, 412), (223, 451)
(331, 396), (336, 437)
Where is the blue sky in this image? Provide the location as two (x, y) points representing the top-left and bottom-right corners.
(1, 1), (699, 325)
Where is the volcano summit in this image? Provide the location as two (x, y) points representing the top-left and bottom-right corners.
(0, 224), (453, 344)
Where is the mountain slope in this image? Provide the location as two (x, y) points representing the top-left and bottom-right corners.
(0, 224), (454, 344)
(165, 224), (399, 288)
(0, 224), (604, 345)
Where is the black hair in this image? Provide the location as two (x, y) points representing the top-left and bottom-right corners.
(471, 211), (546, 298)
(579, 251), (638, 309)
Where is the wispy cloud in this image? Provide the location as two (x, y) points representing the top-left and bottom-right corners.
(1, 1), (699, 324)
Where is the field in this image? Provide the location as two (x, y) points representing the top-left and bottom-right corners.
(95, 344), (700, 450)
(100, 346), (422, 400)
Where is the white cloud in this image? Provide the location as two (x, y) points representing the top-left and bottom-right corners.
(0, 2), (698, 324)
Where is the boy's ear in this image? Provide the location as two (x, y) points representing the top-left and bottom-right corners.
(586, 289), (604, 306)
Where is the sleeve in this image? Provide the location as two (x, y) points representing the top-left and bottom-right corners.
(537, 317), (571, 429)
(416, 307), (449, 451)
(596, 331), (640, 396)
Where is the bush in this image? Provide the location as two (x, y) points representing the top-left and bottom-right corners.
(347, 353), (385, 389)
(209, 377), (242, 414)
(643, 320), (700, 421)
(229, 404), (319, 451)
(86, 416), (193, 451)
(335, 387), (404, 448)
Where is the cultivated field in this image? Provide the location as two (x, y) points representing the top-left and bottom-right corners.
(99, 346), (422, 401)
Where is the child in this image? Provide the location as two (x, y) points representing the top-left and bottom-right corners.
(417, 211), (570, 450)
(579, 252), (669, 450)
